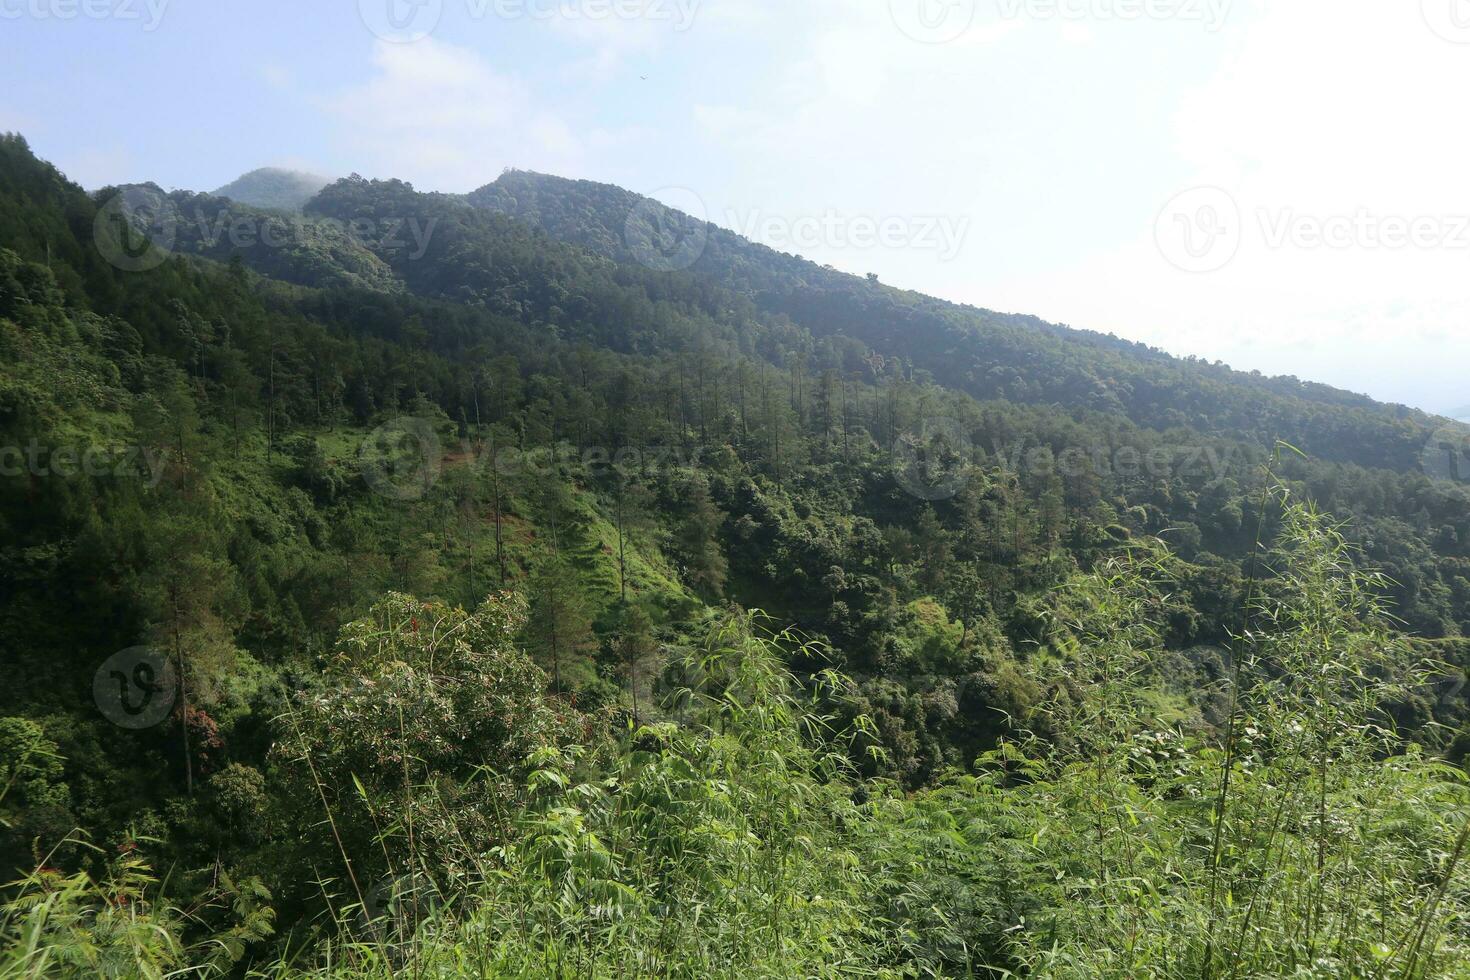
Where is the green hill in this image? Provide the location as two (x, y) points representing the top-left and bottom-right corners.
(1, 131), (1468, 977)
(213, 166), (332, 212)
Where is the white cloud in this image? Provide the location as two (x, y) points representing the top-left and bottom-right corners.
(1097, 0), (1470, 407)
(323, 38), (584, 191)
(308, 2), (1466, 409)
(692, 1), (1017, 192)
(857, 0), (1470, 410)
(519, 0), (708, 82)
(1171, 1), (1470, 208)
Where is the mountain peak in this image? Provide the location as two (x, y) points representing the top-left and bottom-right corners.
(212, 167), (332, 211)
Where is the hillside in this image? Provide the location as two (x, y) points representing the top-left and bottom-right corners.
(2, 131), (1469, 976)
(213, 167), (332, 212)
(470, 170), (1434, 471)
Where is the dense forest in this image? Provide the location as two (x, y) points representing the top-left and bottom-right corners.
(1, 131), (1468, 976)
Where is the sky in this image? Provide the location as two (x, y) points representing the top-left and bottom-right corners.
(3, 0), (1468, 415)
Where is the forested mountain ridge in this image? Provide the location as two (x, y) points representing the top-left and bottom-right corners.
(111, 182), (402, 294)
(469, 169), (1436, 471)
(191, 162), (1439, 476)
(3, 131), (1469, 976)
(297, 171), (1470, 639)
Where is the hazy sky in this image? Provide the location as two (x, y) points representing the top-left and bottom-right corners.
(4, 0), (1468, 415)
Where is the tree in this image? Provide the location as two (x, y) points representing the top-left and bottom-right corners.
(133, 361), (203, 467)
(0, 717), (71, 877)
(526, 548), (596, 693)
(140, 495), (242, 796)
(678, 474), (728, 598)
(942, 564), (991, 648)
(612, 471), (654, 603)
(613, 602), (659, 722)
(279, 591), (575, 881)
(914, 506), (953, 595)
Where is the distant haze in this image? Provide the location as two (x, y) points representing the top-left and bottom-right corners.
(213, 168), (332, 212)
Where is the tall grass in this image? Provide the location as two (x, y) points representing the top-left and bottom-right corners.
(981, 492), (1470, 978)
(253, 610), (900, 979)
(3, 502), (1467, 977)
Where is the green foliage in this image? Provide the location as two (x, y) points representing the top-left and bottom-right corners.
(5, 518), (1470, 978)
(276, 591), (579, 887)
(2, 134), (1470, 977)
(255, 611), (901, 979)
(0, 719), (71, 874)
(0, 846), (273, 979)
(949, 499), (1470, 978)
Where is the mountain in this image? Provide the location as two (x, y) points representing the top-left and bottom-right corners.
(212, 166), (331, 211)
(3, 130), (1470, 976)
(110, 182), (402, 293)
(55, 150), (1469, 648)
(468, 171), (1435, 470)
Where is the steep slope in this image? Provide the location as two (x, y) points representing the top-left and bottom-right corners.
(213, 167), (331, 211)
(470, 170), (1436, 472)
(303, 171), (1470, 639)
